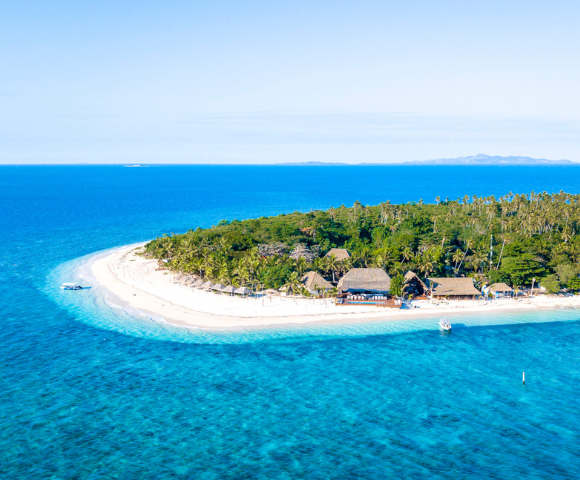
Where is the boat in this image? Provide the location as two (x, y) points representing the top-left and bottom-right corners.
(439, 317), (452, 331)
(60, 283), (83, 290)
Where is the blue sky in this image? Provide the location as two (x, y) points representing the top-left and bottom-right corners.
(1, 0), (579, 163)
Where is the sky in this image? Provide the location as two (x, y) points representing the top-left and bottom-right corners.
(1, 0), (580, 164)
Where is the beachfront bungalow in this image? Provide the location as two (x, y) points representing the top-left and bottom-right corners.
(426, 277), (481, 300)
(336, 268), (400, 307)
(301, 271), (333, 295)
(337, 268), (391, 294)
(404, 271), (429, 298)
(489, 283), (514, 298)
(325, 248), (351, 261)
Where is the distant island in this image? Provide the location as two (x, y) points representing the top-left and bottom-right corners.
(278, 155), (577, 166)
(404, 154), (576, 166)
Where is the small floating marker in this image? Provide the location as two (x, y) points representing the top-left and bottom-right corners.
(523, 372), (525, 385)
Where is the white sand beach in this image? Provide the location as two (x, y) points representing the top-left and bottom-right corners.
(89, 244), (580, 330)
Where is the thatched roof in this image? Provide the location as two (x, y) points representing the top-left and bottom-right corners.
(221, 285), (236, 294)
(325, 248), (351, 261)
(301, 271), (333, 291)
(404, 271), (429, 289)
(211, 283), (224, 291)
(427, 277), (481, 296)
(234, 287), (251, 295)
(490, 282), (513, 293)
(191, 279), (204, 287)
(201, 281), (213, 289)
(337, 268), (391, 293)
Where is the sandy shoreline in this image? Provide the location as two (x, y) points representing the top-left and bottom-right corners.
(87, 244), (580, 330)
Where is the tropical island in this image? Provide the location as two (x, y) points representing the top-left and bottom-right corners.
(89, 191), (580, 329)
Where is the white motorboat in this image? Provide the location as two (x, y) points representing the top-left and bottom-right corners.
(60, 283), (83, 290)
(439, 318), (452, 331)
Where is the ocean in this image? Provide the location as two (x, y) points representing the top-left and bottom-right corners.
(2, 165), (580, 478)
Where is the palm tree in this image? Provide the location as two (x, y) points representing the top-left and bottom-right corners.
(325, 254), (340, 282)
(417, 256), (434, 277)
(283, 272), (302, 296)
(401, 246), (414, 264)
(372, 254), (388, 270)
(452, 249), (463, 276)
(353, 248), (372, 268)
(233, 264), (249, 286)
(562, 227), (574, 243)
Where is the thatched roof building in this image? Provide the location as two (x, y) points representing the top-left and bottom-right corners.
(404, 271), (429, 297)
(234, 286), (251, 295)
(427, 277), (481, 299)
(325, 248), (351, 261)
(301, 271), (333, 292)
(337, 268), (391, 293)
(489, 283), (513, 293)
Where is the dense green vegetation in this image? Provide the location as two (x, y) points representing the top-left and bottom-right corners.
(145, 192), (580, 294)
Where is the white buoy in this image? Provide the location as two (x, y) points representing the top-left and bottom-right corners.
(523, 372), (525, 385)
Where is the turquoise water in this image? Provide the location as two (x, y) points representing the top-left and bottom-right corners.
(2, 165), (580, 478)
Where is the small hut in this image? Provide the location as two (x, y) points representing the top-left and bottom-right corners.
(426, 277), (481, 300)
(301, 271), (333, 295)
(337, 268), (391, 294)
(211, 283), (224, 292)
(191, 279), (204, 287)
(489, 283), (514, 298)
(201, 281), (214, 290)
(234, 286), (251, 296)
(404, 271), (429, 298)
(221, 285), (236, 295)
(325, 248), (351, 261)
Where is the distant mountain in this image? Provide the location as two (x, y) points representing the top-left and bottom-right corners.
(272, 155), (577, 166)
(404, 154), (576, 165)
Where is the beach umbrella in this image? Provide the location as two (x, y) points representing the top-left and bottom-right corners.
(211, 283), (224, 291)
(192, 279), (204, 287)
(201, 281), (214, 289)
(222, 285), (236, 294)
(234, 287), (251, 295)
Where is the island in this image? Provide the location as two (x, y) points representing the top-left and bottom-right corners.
(90, 192), (580, 329)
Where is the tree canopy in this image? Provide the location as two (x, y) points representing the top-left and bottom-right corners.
(145, 191), (580, 292)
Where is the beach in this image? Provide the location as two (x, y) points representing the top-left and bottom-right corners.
(88, 244), (580, 330)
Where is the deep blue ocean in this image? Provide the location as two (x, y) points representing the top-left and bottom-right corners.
(2, 165), (580, 479)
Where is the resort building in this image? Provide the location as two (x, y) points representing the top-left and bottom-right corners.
(403, 271), (430, 299)
(301, 271), (333, 295)
(325, 248), (351, 261)
(336, 268), (399, 307)
(488, 283), (514, 298)
(426, 277), (482, 300)
(337, 268), (391, 294)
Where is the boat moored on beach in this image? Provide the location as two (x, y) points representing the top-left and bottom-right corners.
(60, 283), (83, 290)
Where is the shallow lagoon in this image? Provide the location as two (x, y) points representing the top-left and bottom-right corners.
(2, 166), (580, 478)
